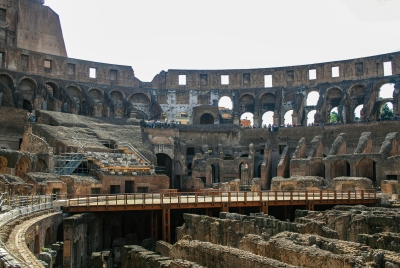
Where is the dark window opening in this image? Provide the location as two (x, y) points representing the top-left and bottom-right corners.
(110, 185), (120, 194)
(0, 9), (6, 21)
(68, 63), (75, 76)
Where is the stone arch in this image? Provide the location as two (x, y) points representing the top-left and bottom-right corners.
(259, 93), (276, 114)
(310, 162), (325, 177)
(354, 104), (363, 122)
(240, 112), (254, 127)
(23, 99), (33, 112)
(332, 159), (350, 178)
(329, 107), (339, 123)
(34, 234), (40, 254)
(239, 94), (255, 116)
(218, 96), (233, 109)
(45, 82), (60, 99)
(110, 90), (124, 117)
(346, 85), (367, 122)
(19, 78), (37, 105)
(88, 88), (104, 104)
(129, 93), (151, 119)
(378, 82), (395, 99)
(16, 155), (31, 178)
(0, 155), (8, 173)
(357, 158), (376, 187)
(377, 101), (393, 120)
(284, 110), (293, 125)
(36, 159), (48, 172)
(307, 110), (316, 125)
(306, 91), (319, 106)
(45, 227), (52, 247)
(200, 113), (214, 124)
(262, 111), (274, 127)
(324, 87), (342, 123)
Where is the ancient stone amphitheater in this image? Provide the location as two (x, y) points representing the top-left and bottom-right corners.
(0, 0), (400, 267)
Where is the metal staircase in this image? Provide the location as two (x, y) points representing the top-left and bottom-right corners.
(54, 153), (87, 175)
(115, 141), (151, 165)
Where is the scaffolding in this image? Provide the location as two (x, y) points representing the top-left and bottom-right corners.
(53, 153), (88, 175)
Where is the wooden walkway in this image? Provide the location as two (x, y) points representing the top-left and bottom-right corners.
(57, 190), (378, 243)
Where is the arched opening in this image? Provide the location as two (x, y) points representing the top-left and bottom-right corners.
(156, 153), (173, 188)
(34, 234), (40, 254)
(325, 87), (342, 123)
(307, 110), (316, 125)
(259, 93), (276, 115)
(16, 156), (30, 178)
(218, 96), (232, 109)
(239, 162), (250, 187)
(262, 111), (274, 127)
(310, 162), (325, 177)
(129, 93), (151, 119)
(306, 91), (319, 106)
(239, 94), (255, 114)
(110, 91), (124, 117)
(254, 163), (262, 178)
(211, 163), (219, 183)
(19, 78), (36, 104)
(354, 105), (363, 122)
(0, 156), (8, 173)
(36, 159), (48, 172)
(379, 83), (395, 99)
(332, 160), (350, 178)
(45, 227), (52, 247)
(45, 82), (60, 100)
(56, 223), (63, 241)
(358, 159), (376, 187)
(200, 113), (214, 124)
(240, 112), (254, 127)
(23, 99), (33, 112)
(284, 110), (293, 126)
(378, 102), (393, 120)
(329, 107), (339, 123)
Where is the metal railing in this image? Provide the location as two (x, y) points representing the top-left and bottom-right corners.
(116, 141), (151, 165)
(55, 190), (378, 209)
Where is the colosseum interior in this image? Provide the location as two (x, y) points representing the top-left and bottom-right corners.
(0, 0), (400, 267)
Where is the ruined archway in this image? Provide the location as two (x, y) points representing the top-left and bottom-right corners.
(34, 234), (40, 254)
(378, 101), (393, 120)
(36, 159), (48, 172)
(259, 93), (276, 114)
(346, 85), (366, 122)
(324, 87), (342, 123)
(218, 96), (232, 109)
(239, 94), (255, 115)
(262, 111), (274, 127)
(23, 99), (33, 112)
(19, 78), (37, 105)
(129, 93), (151, 119)
(354, 105), (363, 122)
(284, 110), (293, 126)
(156, 153), (173, 188)
(306, 91), (319, 106)
(332, 160), (350, 178)
(67, 86), (84, 114)
(16, 156), (31, 178)
(307, 110), (316, 125)
(200, 113), (214, 124)
(45, 227), (52, 247)
(379, 83), (395, 99)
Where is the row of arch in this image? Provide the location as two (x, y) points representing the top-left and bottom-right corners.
(218, 82), (396, 126)
(0, 71), (397, 125)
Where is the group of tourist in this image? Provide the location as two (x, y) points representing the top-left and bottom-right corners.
(27, 112), (36, 122)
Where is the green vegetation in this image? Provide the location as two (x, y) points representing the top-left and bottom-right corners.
(330, 111), (339, 123)
(380, 103), (393, 120)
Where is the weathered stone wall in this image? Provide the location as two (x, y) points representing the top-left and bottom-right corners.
(169, 238), (297, 268)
